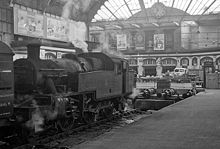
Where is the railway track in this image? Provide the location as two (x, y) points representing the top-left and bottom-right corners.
(10, 109), (151, 149)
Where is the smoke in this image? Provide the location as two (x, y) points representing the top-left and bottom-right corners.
(61, 0), (92, 19)
(25, 99), (59, 133)
(68, 21), (88, 52)
(125, 88), (140, 109)
(26, 100), (44, 133)
(129, 88), (140, 99)
(81, 0), (92, 12)
(62, 0), (80, 19)
(93, 43), (124, 58)
(60, 0), (90, 52)
(102, 48), (124, 58)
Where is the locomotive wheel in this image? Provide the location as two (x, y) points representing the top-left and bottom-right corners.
(118, 103), (124, 113)
(83, 111), (96, 123)
(104, 107), (114, 117)
(57, 118), (74, 132)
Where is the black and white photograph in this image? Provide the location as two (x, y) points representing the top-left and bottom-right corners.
(0, 0), (220, 149)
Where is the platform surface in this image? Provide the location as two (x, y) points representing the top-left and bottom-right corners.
(73, 90), (220, 149)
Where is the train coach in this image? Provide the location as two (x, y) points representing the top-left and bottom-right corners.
(0, 40), (135, 136)
(0, 41), (14, 126)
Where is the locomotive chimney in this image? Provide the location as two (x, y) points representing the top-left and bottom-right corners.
(27, 44), (41, 61)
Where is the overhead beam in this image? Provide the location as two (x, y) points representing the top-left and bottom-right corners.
(152, 22), (159, 27)
(197, 0), (217, 21)
(131, 23), (141, 28)
(138, 0), (148, 21)
(123, 0), (133, 16)
(173, 21), (180, 26)
(103, 3), (126, 29)
(179, 0), (193, 23)
(171, 0), (175, 7)
(184, 0), (193, 13)
(43, 0), (52, 13)
(87, 0), (108, 22)
(201, 0), (217, 15)
(103, 4), (119, 20)
(138, 0), (146, 11)
(89, 25), (105, 30)
(112, 25), (122, 29)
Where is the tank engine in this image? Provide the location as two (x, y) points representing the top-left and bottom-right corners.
(12, 40), (134, 132)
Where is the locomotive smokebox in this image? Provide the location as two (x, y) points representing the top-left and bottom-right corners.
(12, 39), (84, 94)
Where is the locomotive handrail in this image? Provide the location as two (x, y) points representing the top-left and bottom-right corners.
(46, 74), (68, 77)
(0, 87), (12, 90)
(39, 68), (65, 71)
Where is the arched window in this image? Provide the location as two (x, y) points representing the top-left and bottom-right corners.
(216, 57), (220, 71)
(45, 52), (56, 59)
(90, 33), (100, 42)
(143, 59), (156, 65)
(192, 57), (198, 66)
(200, 57), (213, 65)
(216, 57), (220, 65)
(128, 59), (138, 66)
(180, 58), (189, 66)
(162, 58), (177, 66)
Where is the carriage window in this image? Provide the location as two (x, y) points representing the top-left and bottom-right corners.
(123, 61), (127, 70)
(0, 61), (13, 90)
(115, 64), (122, 75)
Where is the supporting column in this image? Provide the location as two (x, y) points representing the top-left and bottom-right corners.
(137, 57), (144, 77)
(156, 57), (162, 76)
(176, 57), (181, 68)
(85, 22), (90, 41)
(213, 55), (217, 71)
(197, 57), (201, 69)
(188, 57), (193, 69)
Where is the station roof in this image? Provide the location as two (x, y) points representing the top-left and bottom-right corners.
(92, 0), (220, 22)
(12, 0), (220, 23)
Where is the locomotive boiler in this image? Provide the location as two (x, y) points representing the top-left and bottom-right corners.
(12, 39), (135, 132)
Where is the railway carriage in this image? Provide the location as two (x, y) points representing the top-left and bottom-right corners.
(0, 42), (14, 128)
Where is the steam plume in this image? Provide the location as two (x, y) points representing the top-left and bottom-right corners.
(129, 88), (140, 99)
(26, 100), (44, 132)
(68, 21), (88, 52)
(62, 0), (80, 19)
(61, 0), (92, 19)
(25, 99), (59, 132)
(93, 44), (125, 58)
(61, 0), (90, 52)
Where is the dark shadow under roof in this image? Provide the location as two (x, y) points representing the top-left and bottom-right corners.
(0, 41), (14, 55)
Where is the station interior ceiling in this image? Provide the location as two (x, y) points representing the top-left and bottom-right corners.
(13, 0), (220, 25)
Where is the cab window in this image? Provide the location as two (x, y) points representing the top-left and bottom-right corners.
(115, 63), (122, 75)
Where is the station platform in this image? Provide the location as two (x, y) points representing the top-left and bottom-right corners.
(73, 89), (220, 149)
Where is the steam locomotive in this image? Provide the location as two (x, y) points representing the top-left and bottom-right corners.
(0, 40), (134, 136)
